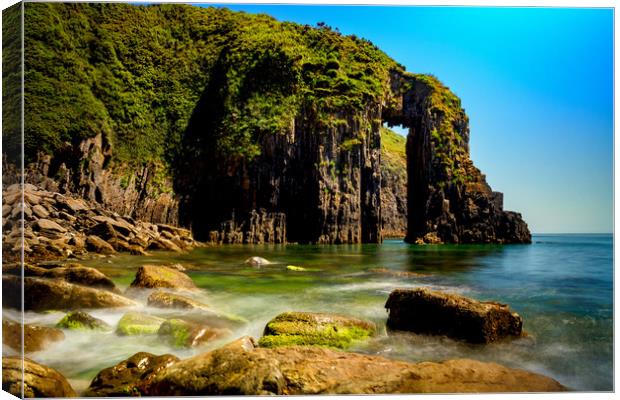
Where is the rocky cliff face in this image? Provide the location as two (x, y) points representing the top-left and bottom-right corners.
(380, 127), (407, 238)
(176, 104), (382, 244)
(385, 73), (530, 244)
(12, 134), (179, 226)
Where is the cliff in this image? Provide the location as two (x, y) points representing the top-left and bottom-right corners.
(384, 74), (530, 244)
(4, 3), (530, 244)
(380, 127), (408, 238)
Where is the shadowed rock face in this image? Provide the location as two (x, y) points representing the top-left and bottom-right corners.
(385, 288), (523, 343)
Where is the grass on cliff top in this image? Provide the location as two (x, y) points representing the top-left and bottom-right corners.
(14, 3), (402, 171)
(381, 126), (407, 173)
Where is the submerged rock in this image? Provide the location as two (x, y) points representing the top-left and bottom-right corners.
(116, 312), (166, 336)
(385, 288), (523, 343)
(140, 336), (566, 395)
(2, 356), (77, 397)
(129, 265), (197, 290)
(158, 319), (230, 348)
(83, 352), (179, 397)
(3, 319), (65, 353)
(56, 311), (110, 331)
(147, 291), (209, 311)
(3, 275), (136, 311)
(258, 311), (376, 349)
(244, 256), (270, 267)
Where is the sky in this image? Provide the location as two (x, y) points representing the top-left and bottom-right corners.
(202, 4), (613, 234)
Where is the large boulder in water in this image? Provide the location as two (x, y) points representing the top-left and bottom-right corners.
(2, 356), (77, 397)
(129, 265), (197, 290)
(2, 275), (136, 311)
(3, 319), (65, 353)
(140, 336), (566, 395)
(83, 352), (179, 397)
(385, 288), (523, 343)
(259, 311), (376, 349)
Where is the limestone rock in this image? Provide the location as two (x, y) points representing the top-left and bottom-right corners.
(3, 319), (65, 353)
(385, 288), (523, 343)
(83, 352), (179, 397)
(2, 356), (77, 397)
(141, 337), (566, 395)
(3, 275), (136, 311)
(258, 311), (376, 349)
(56, 311), (110, 331)
(129, 265), (197, 290)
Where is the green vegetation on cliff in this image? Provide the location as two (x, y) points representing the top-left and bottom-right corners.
(17, 3), (400, 169)
(380, 126), (407, 173)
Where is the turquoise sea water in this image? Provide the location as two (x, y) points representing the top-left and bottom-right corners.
(12, 234), (612, 392)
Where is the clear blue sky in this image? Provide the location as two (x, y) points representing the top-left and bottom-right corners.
(202, 4), (613, 234)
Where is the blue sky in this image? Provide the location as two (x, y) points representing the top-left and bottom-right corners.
(202, 4), (613, 233)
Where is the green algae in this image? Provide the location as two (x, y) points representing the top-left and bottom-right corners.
(116, 312), (165, 336)
(258, 311), (375, 349)
(56, 311), (109, 331)
(158, 319), (192, 348)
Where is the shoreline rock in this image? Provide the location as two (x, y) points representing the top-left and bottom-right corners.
(3, 319), (65, 353)
(138, 336), (566, 395)
(2, 356), (77, 398)
(3, 275), (137, 311)
(129, 265), (197, 291)
(385, 288), (523, 343)
(259, 311), (376, 349)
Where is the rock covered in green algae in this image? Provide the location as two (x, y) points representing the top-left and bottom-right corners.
(83, 352), (179, 397)
(129, 265), (197, 290)
(157, 319), (231, 348)
(385, 288), (523, 343)
(258, 311), (376, 349)
(3, 356), (77, 397)
(116, 312), (165, 336)
(139, 336), (567, 395)
(3, 319), (65, 353)
(56, 311), (110, 331)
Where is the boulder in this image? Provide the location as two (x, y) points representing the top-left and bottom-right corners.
(141, 337), (567, 395)
(258, 311), (376, 349)
(33, 218), (66, 234)
(2, 356), (77, 397)
(148, 238), (183, 252)
(244, 256), (270, 267)
(385, 288), (523, 343)
(158, 319), (230, 348)
(147, 291), (209, 311)
(83, 352), (179, 397)
(3, 320), (65, 353)
(40, 265), (119, 293)
(56, 311), (110, 331)
(3, 275), (136, 311)
(116, 312), (166, 336)
(86, 235), (116, 254)
(129, 265), (197, 290)
(32, 204), (50, 219)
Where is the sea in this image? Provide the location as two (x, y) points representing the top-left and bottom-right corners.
(7, 233), (613, 392)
